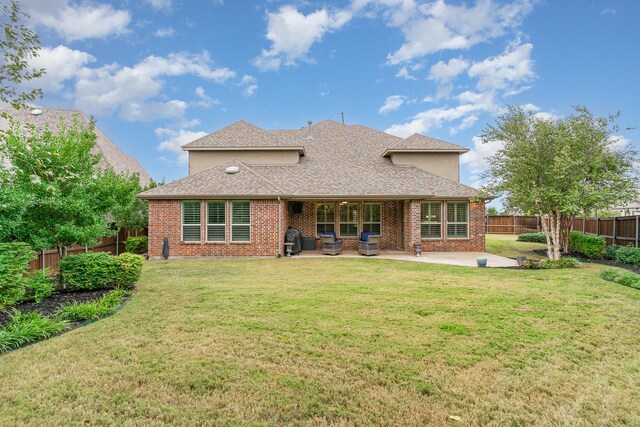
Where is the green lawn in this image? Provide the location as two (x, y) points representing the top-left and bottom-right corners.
(486, 233), (548, 260)
(1, 258), (639, 425)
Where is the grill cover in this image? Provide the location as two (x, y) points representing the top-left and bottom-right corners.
(284, 228), (302, 254)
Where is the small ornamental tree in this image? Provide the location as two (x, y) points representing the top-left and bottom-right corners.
(481, 106), (638, 261)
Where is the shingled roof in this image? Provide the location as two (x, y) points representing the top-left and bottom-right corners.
(383, 133), (468, 154)
(1, 108), (152, 186)
(183, 120), (301, 150)
(139, 119), (479, 199)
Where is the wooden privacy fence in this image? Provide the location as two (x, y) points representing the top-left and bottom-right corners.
(28, 228), (147, 273)
(486, 215), (640, 247)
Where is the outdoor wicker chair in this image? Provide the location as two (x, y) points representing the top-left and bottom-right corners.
(358, 234), (381, 256)
(321, 234), (343, 256)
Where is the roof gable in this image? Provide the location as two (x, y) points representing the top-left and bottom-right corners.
(385, 133), (469, 153)
(182, 120), (296, 149)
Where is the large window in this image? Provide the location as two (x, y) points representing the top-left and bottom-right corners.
(362, 203), (381, 235)
(182, 201), (201, 242)
(231, 201), (251, 242)
(316, 203), (335, 236)
(207, 201), (226, 242)
(421, 202), (442, 238)
(447, 202), (468, 238)
(339, 203), (358, 237)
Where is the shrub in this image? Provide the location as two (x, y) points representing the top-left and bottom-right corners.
(0, 242), (35, 309)
(611, 246), (640, 266)
(125, 236), (148, 254)
(0, 311), (68, 353)
(570, 232), (605, 259)
(517, 232), (546, 243)
(604, 244), (620, 260)
(59, 252), (117, 290)
(600, 268), (640, 290)
(114, 253), (144, 290)
(59, 252), (143, 290)
(22, 269), (56, 303)
(56, 289), (131, 321)
(539, 257), (581, 269)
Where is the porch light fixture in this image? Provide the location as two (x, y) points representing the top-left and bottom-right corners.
(340, 200), (348, 205)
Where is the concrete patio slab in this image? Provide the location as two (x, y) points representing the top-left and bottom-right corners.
(293, 250), (518, 268)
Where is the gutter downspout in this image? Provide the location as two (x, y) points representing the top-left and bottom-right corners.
(277, 196), (282, 257)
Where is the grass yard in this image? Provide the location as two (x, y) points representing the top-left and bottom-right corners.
(1, 258), (639, 425)
(486, 233), (548, 260)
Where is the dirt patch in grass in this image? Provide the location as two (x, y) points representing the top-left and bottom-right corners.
(0, 290), (111, 325)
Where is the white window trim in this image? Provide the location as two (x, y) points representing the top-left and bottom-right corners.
(421, 201), (443, 239)
(446, 201), (469, 239)
(206, 200), (226, 242)
(362, 202), (382, 236)
(316, 202), (336, 237)
(339, 202), (359, 238)
(231, 200), (251, 243)
(182, 200), (202, 242)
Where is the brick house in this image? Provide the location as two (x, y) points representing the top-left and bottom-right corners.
(138, 120), (486, 258)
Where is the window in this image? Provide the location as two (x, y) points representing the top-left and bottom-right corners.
(182, 201), (201, 242)
(362, 203), (381, 235)
(339, 203), (358, 237)
(447, 202), (468, 238)
(207, 201), (226, 242)
(231, 201), (250, 242)
(316, 203), (335, 236)
(421, 202), (442, 238)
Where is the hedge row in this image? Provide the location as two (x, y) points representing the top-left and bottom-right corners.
(59, 252), (144, 291)
(604, 245), (640, 266)
(516, 232), (605, 259)
(0, 243), (56, 309)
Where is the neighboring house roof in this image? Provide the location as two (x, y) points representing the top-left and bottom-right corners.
(383, 133), (468, 155)
(1, 108), (152, 186)
(183, 120), (299, 150)
(139, 119), (479, 200)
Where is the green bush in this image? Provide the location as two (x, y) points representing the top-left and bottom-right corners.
(56, 289), (131, 321)
(611, 246), (640, 266)
(0, 242), (35, 309)
(570, 232), (605, 259)
(539, 257), (581, 269)
(59, 252), (116, 290)
(0, 311), (68, 353)
(114, 253), (144, 290)
(125, 236), (148, 254)
(604, 244), (620, 260)
(59, 252), (143, 290)
(600, 268), (640, 290)
(22, 269), (56, 303)
(517, 232), (546, 243)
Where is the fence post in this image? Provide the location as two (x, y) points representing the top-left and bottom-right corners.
(42, 249), (45, 272)
(116, 230), (119, 256)
(513, 215), (516, 234)
(596, 218), (600, 236)
(612, 217), (616, 246)
(582, 218), (585, 233)
(636, 215), (639, 248)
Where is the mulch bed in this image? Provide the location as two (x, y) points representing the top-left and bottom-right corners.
(532, 249), (640, 273)
(0, 289), (112, 326)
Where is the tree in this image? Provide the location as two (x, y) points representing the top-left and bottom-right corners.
(0, 117), (145, 256)
(486, 207), (500, 216)
(481, 106), (638, 260)
(0, 1), (44, 112)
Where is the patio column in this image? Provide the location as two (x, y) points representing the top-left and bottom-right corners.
(403, 199), (421, 253)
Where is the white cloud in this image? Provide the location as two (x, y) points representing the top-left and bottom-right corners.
(468, 41), (534, 93)
(28, 45), (96, 92)
(396, 66), (417, 80)
(23, 0), (130, 41)
(156, 128), (208, 165)
(386, 0), (534, 64)
(378, 95), (406, 114)
(239, 75), (258, 97)
(254, 5), (352, 71)
(428, 57), (469, 84)
(460, 135), (503, 186)
(154, 27), (175, 37)
(193, 86), (220, 108)
(74, 51), (235, 119)
(146, 0), (172, 11)
(609, 135), (631, 151)
(601, 8), (617, 16)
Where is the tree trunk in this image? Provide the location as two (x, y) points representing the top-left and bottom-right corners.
(539, 211), (562, 261)
(560, 216), (574, 254)
(57, 244), (68, 258)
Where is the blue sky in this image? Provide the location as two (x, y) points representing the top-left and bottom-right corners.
(20, 0), (640, 188)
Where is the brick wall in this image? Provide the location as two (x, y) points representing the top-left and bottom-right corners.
(403, 200), (485, 254)
(148, 199), (287, 258)
(148, 198), (485, 257)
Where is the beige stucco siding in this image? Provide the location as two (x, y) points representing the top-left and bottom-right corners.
(189, 150), (300, 175)
(389, 152), (460, 182)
